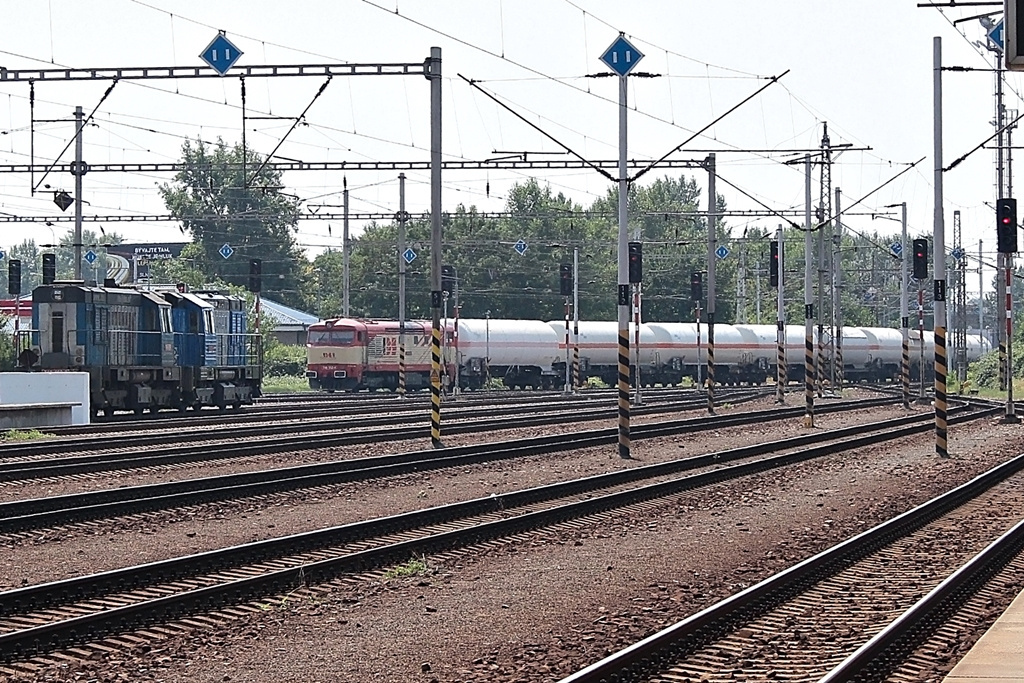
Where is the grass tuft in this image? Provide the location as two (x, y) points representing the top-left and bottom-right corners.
(261, 375), (310, 394)
(384, 557), (429, 579)
(1, 428), (53, 442)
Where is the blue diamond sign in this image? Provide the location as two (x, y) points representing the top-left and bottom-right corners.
(891, 242), (903, 257)
(219, 243), (234, 260)
(84, 249), (98, 265)
(200, 33), (243, 76)
(989, 19), (1004, 51)
(402, 247), (417, 264)
(952, 246), (965, 261)
(513, 239), (528, 256)
(0, 250), (5, 261)
(715, 245), (730, 260)
(601, 35), (644, 77)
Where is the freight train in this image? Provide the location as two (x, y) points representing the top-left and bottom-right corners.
(18, 281), (262, 416)
(306, 317), (990, 392)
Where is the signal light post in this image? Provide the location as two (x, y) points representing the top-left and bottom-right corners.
(772, 231), (785, 404)
(997, 197), (1019, 423)
(248, 258), (262, 335)
(691, 272), (703, 390)
(560, 263), (573, 394)
(42, 253), (56, 285)
(628, 242), (643, 406)
(913, 239), (928, 403)
(8, 259), (20, 347)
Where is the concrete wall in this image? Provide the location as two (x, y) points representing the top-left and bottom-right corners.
(0, 372), (90, 425)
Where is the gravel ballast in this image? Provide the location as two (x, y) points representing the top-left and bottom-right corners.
(8, 398), (1021, 683)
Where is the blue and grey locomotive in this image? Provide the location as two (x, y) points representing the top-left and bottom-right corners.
(23, 280), (262, 416)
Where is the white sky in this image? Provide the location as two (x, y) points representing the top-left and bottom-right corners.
(0, 0), (1015, 297)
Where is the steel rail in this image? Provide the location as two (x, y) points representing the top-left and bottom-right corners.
(0, 394), (864, 481)
(57, 385), (742, 434)
(557, 412), (1020, 683)
(0, 399), (949, 534)
(818, 517), (1024, 682)
(0, 405), (995, 663)
(0, 394), (723, 461)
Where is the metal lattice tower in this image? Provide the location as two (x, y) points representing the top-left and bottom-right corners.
(951, 210), (968, 388)
(816, 123), (833, 393)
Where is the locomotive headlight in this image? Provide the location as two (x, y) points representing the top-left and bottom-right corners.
(75, 346), (84, 365)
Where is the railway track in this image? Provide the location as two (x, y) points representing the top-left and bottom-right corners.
(558, 435), (1024, 682)
(88, 385), (734, 427)
(0, 390), (810, 482)
(38, 386), (765, 437)
(0, 401), (997, 667)
(0, 397), (931, 534)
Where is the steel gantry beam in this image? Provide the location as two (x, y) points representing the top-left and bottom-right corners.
(0, 209), (890, 224)
(0, 159), (707, 174)
(0, 63), (429, 82)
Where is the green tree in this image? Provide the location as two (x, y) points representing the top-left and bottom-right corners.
(57, 228), (124, 284)
(159, 138), (308, 308)
(147, 242), (210, 290)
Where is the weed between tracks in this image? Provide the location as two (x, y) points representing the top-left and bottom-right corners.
(385, 557), (430, 579)
(1, 428), (54, 441)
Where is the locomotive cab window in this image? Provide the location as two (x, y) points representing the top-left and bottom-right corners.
(188, 311), (199, 333)
(203, 310), (215, 334)
(161, 308), (172, 333)
(308, 329), (356, 345)
(50, 311), (64, 354)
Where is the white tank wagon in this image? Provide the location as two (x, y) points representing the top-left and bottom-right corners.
(559, 321), (661, 386)
(849, 327), (904, 382)
(454, 319), (560, 389)
(965, 334), (992, 360)
(645, 322), (704, 385)
(730, 324), (783, 384)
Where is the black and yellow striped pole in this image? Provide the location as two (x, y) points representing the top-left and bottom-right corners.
(706, 153), (717, 415)
(803, 155), (815, 428)
(616, 59), (631, 460)
(897, 202), (910, 409)
(932, 37), (948, 458)
(998, 250), (1007, 391)
(572, 247), (580, 392)
(428, 47), (444, 449)
(833, 187), (844, 394)
(1001, 255), (1019, 424)
(397, 174), (408, 397)
(775, 226), (785, 404)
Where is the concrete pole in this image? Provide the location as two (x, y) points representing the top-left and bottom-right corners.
(343, 178), (350, 318)
(428, 46), (443, 448)
(615, 70), (631, 459)
(74, 105), (84, 279)
(934, 36), (952, 453)
(979, 240), (984, 338)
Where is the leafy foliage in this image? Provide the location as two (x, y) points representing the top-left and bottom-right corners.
(159, 138), (308, 308)
(264, 343), (307, 377)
